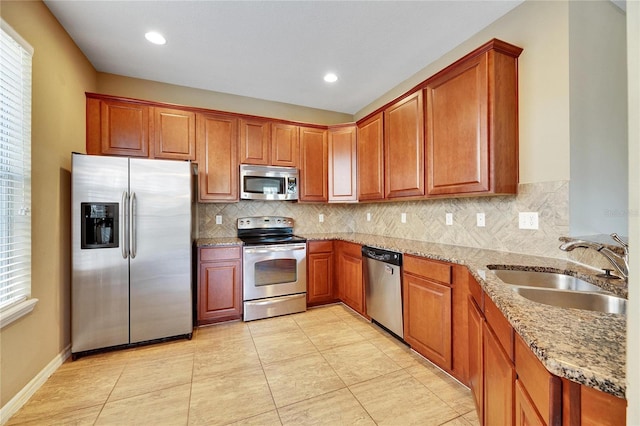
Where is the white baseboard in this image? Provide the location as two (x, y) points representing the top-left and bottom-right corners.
(0, 344), (71, 425)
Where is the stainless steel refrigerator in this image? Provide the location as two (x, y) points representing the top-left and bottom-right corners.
(71, 153), (193, 356)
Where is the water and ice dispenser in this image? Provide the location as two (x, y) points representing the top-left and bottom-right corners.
(80, 203), (118, 249)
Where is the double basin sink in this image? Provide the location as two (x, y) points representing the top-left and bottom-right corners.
(489, 268), (627, 315)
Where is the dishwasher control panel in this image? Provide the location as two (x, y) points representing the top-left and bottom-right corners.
(361, 246), (402, 266)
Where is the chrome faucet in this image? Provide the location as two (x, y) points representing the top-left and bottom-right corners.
(559, 233), (629, 280)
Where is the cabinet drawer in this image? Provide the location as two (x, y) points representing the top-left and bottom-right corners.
(199, 246), (241, 261)
(308, 240), (333, 254)
(404, 255), (452, 285)
(515, 334), (561, 425)
(485, 296), (514, 361)
(338, 241), (361, 258)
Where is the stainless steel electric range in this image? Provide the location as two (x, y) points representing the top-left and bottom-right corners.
(238, 216), (307, 321)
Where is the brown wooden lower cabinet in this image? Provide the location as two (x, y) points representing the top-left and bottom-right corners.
(307, 240), (336, 306)
(515, 379), (545, 426)
(514, 334), (561, 425)
(467, 277), (626, 426)
(562, 377), (627, 426)
(483, 320), (515, 426)
(580, 385), (627, 426)
(468, 296), (484, 422)
(335, 241), (365, 316)
(197, 246), (242, 325)
(402, 255), (452, 371)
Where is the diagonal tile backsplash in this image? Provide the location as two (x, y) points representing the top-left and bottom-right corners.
(198, 181), (614, 266)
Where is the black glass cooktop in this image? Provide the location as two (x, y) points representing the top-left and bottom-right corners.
(239, 234), (307, 246)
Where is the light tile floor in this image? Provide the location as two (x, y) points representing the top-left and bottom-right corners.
(7, 304), (480, 425)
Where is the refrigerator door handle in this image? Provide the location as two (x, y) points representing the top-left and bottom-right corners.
(121, 191), (129, 259)
(129, 192), (137, 259)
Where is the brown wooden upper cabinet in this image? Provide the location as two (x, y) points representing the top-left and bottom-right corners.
(357, 112), (385, 201)
(237, 118), (302, 168)
(425, 40), (522, 196)
(384, 91), (425, 199)
(87, 94), (196, 160)
(152, 107), (196, 160)
(271, 123), (299, 167)
(328, 125), (357, 203)
(299, 126), (328, 202)
(196, 112), (239, 202)
(239, 117), (271, 165)
(87, 96), (150, 158)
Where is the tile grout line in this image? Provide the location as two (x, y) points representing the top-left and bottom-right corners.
(246, 320), (283, 425)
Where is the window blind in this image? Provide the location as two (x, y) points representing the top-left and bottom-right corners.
(0, 21), (32, 312)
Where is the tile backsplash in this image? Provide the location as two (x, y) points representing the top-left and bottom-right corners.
(198, 180), (615, 271)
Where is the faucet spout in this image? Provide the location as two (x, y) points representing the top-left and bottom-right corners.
(559, 234), (629, 280)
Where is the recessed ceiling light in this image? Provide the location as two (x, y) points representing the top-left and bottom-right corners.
(324, 73), (338, 83)
(145, 31), (166, 45)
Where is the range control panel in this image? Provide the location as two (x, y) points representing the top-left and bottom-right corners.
(237, 216), (294, 230)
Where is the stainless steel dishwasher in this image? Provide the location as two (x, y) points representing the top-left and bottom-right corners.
(362, 246), (404, 339)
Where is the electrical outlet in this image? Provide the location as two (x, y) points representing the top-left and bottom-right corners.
(476, 213), (485, 227)
(366, 212), (371, 222)
(319, 213), (324, 223)
(519, 212), (539, 230)
(215, 215), (222, 225)
(401, 213), (407, 223)
(445, 213), (453, 226)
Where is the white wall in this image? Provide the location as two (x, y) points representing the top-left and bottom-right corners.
(569, 1), (628, 237)
(626, 0), (639, 422)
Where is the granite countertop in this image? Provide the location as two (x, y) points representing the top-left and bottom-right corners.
(195, 233), (627, 398)
(196, 237), (243, 247)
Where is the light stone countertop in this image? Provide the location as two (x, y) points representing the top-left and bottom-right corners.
(195, 232), (627, 399)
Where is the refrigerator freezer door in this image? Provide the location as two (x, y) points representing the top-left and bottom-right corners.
(72, 154), (130, 353)
(129, 158), (192, 343)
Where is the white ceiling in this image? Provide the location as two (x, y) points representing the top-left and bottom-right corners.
(44, 0), (524, 115)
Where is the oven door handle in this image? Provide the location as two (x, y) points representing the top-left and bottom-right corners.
(244, 245), (306, 254)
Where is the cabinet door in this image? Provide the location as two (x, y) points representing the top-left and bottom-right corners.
(357, 112), (384, 201)
(198, 259), (242, 324)
(196, 113), (239, 202)
(271, 123), (299, 167)
(299, 127), (328, 202)
(581, 385), (627, 426)
(152, 107), (196, 160)
(384, 91), (424, 198)
(336, 242), (364, 315)
(468, 296), (484, 422)
(239, 118), (270, 165)
(328, 125), (357, 202)
(403, 272), (452, 370)
(99, 99), (150, 157)
(484, 321), (515, 426)
(515, 380), (545, 426)
(307, 249), (335, 306)
(425, 54), (489, 195)
(515, 334), (562, 425)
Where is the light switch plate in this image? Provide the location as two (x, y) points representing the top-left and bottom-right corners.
(445, 213), (453, 226)
(367, 212), (371, 222)
(476, 213), (485, 227)
(401, 213), (407, 223)
(319, 214), (324, 223)
(215, 215), (222, 225)
(519, 212), (539, 229)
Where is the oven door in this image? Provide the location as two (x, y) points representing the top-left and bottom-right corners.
(242, 243), (307, 301)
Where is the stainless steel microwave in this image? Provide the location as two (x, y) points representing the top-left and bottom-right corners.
(240, 164), (299, 201)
